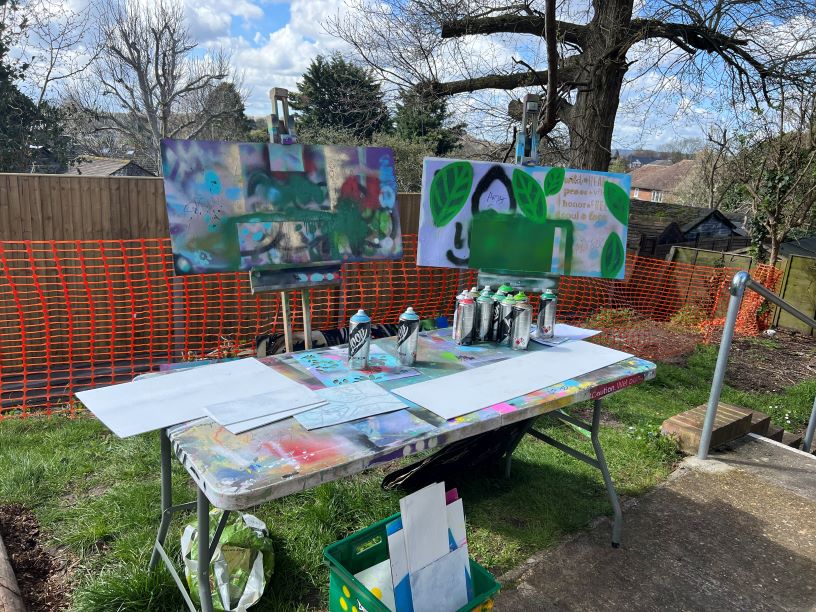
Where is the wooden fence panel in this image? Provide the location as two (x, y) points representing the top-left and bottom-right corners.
(0, 173), (423, 241)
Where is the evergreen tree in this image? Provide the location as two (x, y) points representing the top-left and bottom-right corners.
(0, 0), (70, 171)
(290, 53), (391, 141)
(200, 82), (254, 141)
(394, 89), (465, 156)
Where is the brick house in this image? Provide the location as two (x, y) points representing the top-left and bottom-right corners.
(628, 159), (695, 203)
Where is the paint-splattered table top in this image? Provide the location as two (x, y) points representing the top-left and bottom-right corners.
(168, 330), (656, 510)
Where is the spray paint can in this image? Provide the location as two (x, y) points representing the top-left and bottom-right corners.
(496, 294), (516, 346)
(348, 309), (372, 369)
(536, 289), (557, 340)
(477, 287), (494, 342)
(468, 286), (481, 339)
(396, 307), (420, 366)
(511, 292), (533, 350)
(491, 286), (508, 343)
(453, 290), (476, 345)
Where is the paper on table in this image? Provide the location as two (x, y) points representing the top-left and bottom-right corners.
(76, 358), (312, 438)
(221, 404), (322, 435)
(203, 378), (324, 426)
(399, 482), (450, 573)
(294, 380), (407, 430)
(531, 323), (601, 346)
(393, 341), (633, 420)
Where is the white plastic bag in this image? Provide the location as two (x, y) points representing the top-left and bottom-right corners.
(181, 510), (274, 611)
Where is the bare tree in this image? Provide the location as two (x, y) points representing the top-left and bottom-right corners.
(675, 125), (738, 209)
(15, 0), (100, 107)
(70, 0), (241, 173)
(329, 0), (816, 170)
(731, 86), (816, 264)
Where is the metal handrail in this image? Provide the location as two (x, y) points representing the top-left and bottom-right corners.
(698, 271), (816, 458)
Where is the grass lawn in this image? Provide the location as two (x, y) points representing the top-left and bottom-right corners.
(1, 342), (814, 611)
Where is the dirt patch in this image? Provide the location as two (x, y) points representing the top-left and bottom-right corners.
(595, 321), (701, 362)
(0, 504), (72, 611)
(725, 329), (816, 393)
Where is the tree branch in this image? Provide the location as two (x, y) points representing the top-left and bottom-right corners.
(440, 14), (587, 48)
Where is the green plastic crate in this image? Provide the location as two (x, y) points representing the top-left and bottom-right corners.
(324, 512), (500, 612)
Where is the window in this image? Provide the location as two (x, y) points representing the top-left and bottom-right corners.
(633, 188), (640, 199)
(651, 190), (664, 203)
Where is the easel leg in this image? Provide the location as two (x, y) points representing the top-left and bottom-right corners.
(197, 489), (214, 612)
(149, 428), (172, 571)
(301, 289), (312, 350)
(281, 291), (293, 353)
(591, 399), (622, 548)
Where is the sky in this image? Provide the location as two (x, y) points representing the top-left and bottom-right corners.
(179, 0), (713, 150)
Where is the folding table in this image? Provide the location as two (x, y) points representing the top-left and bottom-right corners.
(146, 331), (656, 611)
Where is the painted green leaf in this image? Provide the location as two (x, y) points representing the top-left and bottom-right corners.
(603, 181), (630, 226)
(543, 167), (566, 196)
(512, 169), (547, 223)
(601, 232), (625, 278)
(429, 162), (473, 227)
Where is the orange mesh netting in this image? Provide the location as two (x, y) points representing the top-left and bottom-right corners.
(0, 236), (781, 417)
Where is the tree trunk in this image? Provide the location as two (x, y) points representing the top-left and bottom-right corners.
(768, 233), (780, 266)
(561, 0), (633, 171)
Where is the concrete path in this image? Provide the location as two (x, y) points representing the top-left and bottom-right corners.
(495, 434), (816, 611)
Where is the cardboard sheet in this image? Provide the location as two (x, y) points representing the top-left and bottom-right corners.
(221, 405), (316, 435)
(76, 358), (315, 438)
(204, 385), (324, 426)
(386, 518), (412, 612)
(393, 341), (633, 420)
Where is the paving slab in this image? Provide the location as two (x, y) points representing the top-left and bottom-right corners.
(496, 435), (816, 611)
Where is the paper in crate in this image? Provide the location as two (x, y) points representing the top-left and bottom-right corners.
(368, 482), (472, 612)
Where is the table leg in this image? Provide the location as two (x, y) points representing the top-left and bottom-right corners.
(149, 428), (172, 571)
(590, 399), (623, 548)
(523, 399), (624, 547)
(197, 488), (215, 612)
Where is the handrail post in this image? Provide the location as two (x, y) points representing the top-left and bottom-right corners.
(698, 271), (750, 459)
(803, 396), (816, 453)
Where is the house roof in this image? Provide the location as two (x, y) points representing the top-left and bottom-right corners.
(628, 159), (695, 192)
(627, 200), (743, 250)
(66, 157), (152, 176)
(780, 236), (816, 258)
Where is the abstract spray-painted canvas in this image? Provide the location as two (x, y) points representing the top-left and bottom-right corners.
(418, 158), (630, 279)
(161, 139), (401, 274)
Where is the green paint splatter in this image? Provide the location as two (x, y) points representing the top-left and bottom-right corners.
(543, 167), (566, 197)
(603, 181), (630, 226)
(601, 232), (625, 278)
(430, 162), (473, 227)
(512, 169), (547, 223)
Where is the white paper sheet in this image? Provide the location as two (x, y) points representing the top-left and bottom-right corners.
(399, 482), (450, 573)
(409, 546), (470, 612)
(76, 358), (316, 438)
(531, 323), (601, 346)
(203, 383), (324, 426)
(355, 559), (396, 611)
(294, 381), (408, 430)
(387, 520), (412, 612)
(446, 498), (467, 551)
(221, 404), (323, 435)
(393, 341), (633, 420)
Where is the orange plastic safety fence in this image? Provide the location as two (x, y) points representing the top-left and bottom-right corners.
(0, 237), (781, 418)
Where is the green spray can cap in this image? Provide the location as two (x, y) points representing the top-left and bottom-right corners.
(544, 289), (557, 298)
(514, 291), (528, 303)
(498, 283), (513, 294)
(502, 294), (516, 305)
(478, 287), (494, 303)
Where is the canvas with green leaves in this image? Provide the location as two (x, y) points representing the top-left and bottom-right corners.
(417, 158), (631, 279)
